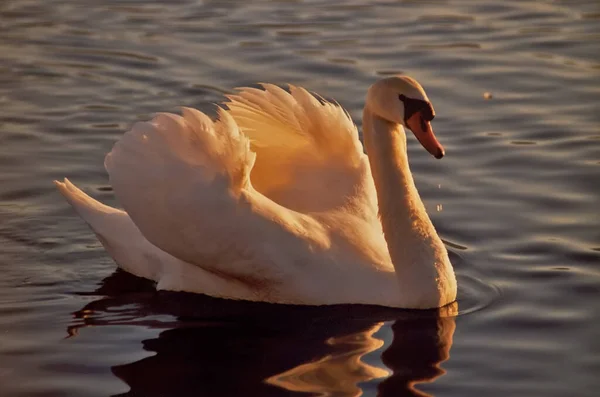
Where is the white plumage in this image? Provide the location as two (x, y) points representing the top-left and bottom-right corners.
(55, 76), (457, 309)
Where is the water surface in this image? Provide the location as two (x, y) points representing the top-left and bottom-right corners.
(0, 0), (599, 396)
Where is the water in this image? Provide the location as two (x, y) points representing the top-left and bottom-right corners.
(0, 0), (598, 395)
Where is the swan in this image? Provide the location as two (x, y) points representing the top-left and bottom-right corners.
(55, 75), (457, 309)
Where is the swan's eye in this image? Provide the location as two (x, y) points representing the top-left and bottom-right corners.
(399, 94), (435, 122)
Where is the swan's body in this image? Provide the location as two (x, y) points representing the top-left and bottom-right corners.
(56, 76), (457, 309)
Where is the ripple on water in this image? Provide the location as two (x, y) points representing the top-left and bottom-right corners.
(375, 69), (404, 76)
(456, 273), (500, 316)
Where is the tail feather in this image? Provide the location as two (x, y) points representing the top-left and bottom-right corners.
(54, 178), (124, 220)
(54, 178), (162, 280)
(54, 178), (130, 249)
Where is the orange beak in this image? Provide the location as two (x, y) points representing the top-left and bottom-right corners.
(406, 111), (445, 159)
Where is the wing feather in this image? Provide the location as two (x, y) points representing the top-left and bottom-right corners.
(105, 107), (289, 272)
(226, 84), (368, 213)
(104, 84), (383, 293)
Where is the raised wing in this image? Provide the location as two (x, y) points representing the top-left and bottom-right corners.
(226, 84), (372, 214)
(104, 85), (386, 293)
(106, 107), (333, 285)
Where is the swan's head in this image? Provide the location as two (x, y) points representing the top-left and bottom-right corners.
(366, 76), (444, 159)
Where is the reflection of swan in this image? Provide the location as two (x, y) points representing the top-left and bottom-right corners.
(69, 271), (457, 397)
(56, 76), (456, 308)
(379, 311), (456, 397)
(265, 323), (389, 396)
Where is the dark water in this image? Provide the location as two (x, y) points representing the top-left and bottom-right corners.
(1, 0), (599, 396)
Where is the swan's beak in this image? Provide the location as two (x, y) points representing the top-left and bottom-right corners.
(406, 111), (445, 159)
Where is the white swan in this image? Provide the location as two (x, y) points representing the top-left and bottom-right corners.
(55, 76), (457, 309)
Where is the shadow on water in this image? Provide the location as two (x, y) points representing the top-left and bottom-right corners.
(68, 271), (457, 397)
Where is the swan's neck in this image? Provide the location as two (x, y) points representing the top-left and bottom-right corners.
(362, 108), (456, 308)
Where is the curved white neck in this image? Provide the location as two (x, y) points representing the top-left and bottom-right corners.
(362, 107), (456, 308)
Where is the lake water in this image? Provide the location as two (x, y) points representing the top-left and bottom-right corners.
(1, 0), (599, 396)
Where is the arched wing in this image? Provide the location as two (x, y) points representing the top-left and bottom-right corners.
(225, 84), (376, 214)
(105, 107), (330, 285)
(104, 84), (386, 292)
